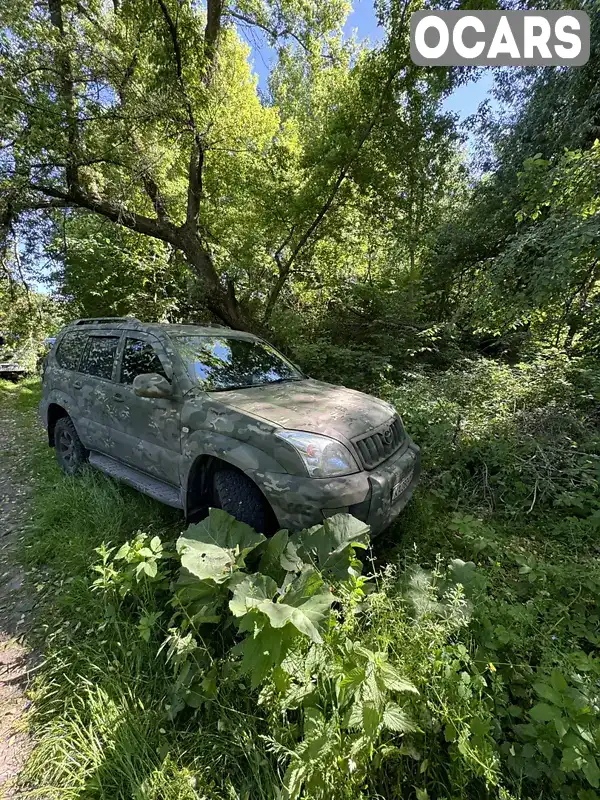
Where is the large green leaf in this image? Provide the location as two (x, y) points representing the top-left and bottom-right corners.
(176, 509), (266, 583)
(228, 573), (278, 616)
(378, 662), (419, 695)
(172, 573), (226, 625)
(362, 701), (381, 739)
(383, 702), (417, 733)
(230, 567), (334, 644)
(291, 514), (370, 578)
(258, 529), (302, 583)
(530, 702), (558, 722)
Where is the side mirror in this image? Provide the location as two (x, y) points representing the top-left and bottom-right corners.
(133, 373), (173, 399)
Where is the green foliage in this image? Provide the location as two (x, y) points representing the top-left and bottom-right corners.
(44, 507), (506, 800)
(92, 532), (171, 595)
(384, 355), (600, 516)
(177, 507), (266, 583)
(0, 285), (62, 371)
(169, 510), (367, 694)
(53, 216), (193, 322)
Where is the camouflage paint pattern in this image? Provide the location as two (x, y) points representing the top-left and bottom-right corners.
(40, 318), (420, 535)
(132, 373), (173, 398)
(217, 379), (396, 441)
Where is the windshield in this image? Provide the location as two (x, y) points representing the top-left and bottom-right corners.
(172, 335), (304, 391)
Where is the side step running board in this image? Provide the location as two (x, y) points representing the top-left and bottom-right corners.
(88, 452), (183, 509)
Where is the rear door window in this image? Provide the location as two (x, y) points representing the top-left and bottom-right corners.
(79, 336), (120, 380)
(55, 332), (88, 371)
(120, 338), (168, 384)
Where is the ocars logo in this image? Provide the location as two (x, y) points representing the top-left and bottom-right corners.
(410, 11), (590, 66)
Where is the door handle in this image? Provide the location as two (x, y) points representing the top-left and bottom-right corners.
(73, 380), (82, 390)
(113, 392), (124, 402)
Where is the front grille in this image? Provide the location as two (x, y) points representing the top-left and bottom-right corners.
(353, 416), (405, 470)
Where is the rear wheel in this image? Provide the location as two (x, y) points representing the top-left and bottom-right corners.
(55, 416), (88, 475)
(213, 468), (269, 533)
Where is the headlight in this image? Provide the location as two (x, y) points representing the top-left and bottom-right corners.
(275, 430), (359, 477)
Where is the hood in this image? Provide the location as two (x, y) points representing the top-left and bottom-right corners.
(213, 378), (395, 442)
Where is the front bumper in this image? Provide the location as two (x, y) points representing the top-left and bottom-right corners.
(256, 437), (421, 537)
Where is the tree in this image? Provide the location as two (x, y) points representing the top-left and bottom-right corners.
(420, 0), (600, 353)
(479, 142), (600, 351)
(0, 0), (428, 330)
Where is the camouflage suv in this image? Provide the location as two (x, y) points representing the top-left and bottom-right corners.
(40, 318), (420, 535)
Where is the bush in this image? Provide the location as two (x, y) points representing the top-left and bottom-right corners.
(383, 355), (600, 517)
(79, 511), (505, 800)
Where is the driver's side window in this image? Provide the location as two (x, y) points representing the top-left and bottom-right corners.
(120, 337), (168, 384)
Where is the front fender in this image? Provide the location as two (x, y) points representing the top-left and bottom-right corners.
(181, 430), (286, 493)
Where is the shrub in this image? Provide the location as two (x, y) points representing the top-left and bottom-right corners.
(87, 511), (503, 800)
(383, 355), (600, 517)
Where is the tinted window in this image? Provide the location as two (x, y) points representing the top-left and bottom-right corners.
(120, 338), (168, 384)
(56, 332), (88, 371)
(80, 336), (120, 380)
(171, 335), (303, 391)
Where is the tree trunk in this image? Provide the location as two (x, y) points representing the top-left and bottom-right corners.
(176, 227), (250, 330)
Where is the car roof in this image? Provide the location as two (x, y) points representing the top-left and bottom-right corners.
(63, 318), (258, 339)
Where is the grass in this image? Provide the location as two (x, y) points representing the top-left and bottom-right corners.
(1, 357), (599, 800)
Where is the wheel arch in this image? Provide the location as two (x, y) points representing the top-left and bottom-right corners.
(47, 402), (70, 447)
(183, 452), (278, 526)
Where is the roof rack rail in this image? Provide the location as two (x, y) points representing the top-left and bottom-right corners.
(72, 317), (141, 326)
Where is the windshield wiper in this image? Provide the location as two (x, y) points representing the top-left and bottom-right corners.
(208, 383), (258, 392)
(207, 376), (303, 392)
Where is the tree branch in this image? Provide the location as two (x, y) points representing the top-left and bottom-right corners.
(226, 9), (311, 55)
(204, 0), (223, 78)
(28, 183), (178, 245)
(156, 0), (184, 79)
(186, 143), (204, 225)
(113, 40), (171, 225)
(142, 174), (169, 222)
(48, 0), (80, 192)
(27, 199), (70, 210)
(154, 0), (209, 229)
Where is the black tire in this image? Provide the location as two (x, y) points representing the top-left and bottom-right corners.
(54, 416), (88, 475)
(213, 468), (268, 533)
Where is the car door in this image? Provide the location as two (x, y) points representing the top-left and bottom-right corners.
(75, 332), (122, 453)
(106, 332), (181, 485)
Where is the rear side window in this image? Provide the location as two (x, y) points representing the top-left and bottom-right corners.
(120, 338), (168, 384)
(80, 336), (120, 380)
(55, 332), (88, 371)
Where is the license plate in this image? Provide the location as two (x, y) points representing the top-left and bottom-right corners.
(392, 470), (413, 502)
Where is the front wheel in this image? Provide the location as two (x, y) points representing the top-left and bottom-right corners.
(213, 468), (270, 534)
(55, 416), (88, 475)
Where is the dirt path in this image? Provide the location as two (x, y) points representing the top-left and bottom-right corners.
(0, 403), (36, 797)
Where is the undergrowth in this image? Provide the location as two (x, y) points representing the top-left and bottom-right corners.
(1, 353), (599, 800)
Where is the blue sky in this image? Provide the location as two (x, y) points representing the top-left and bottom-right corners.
(242, 0), (496, 124)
